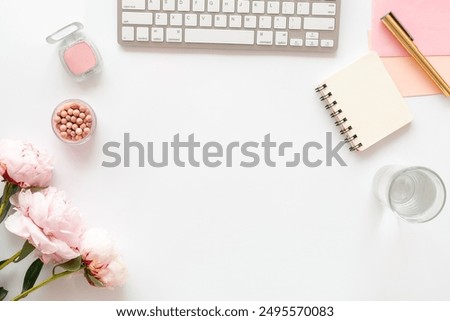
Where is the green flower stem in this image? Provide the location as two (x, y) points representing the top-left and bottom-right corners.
(0, 249), (21, 270)
(12, 269), (81, 301)
(0, 182), (19, 223)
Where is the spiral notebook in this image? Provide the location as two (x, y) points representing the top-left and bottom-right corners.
(315, 52), (412, 152)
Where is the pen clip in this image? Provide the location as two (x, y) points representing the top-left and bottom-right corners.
(382, 12), (414, 41)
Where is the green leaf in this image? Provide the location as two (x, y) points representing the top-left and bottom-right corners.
(0, 259), (6, 266)
(0, 184), (19, 224)
(22, 259), (44, 294)
(0, 287), (8, 301)
(84, 270), (104, 287)
(0, 195), (9, 224)
(14, 241), (35, 263)
(53, 256), (82, 275)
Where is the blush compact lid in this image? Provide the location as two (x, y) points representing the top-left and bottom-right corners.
(46, 22), (102, 82)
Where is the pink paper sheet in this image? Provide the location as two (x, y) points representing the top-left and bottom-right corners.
(381, 56), (450, 97)
(372, 0), (450, 57)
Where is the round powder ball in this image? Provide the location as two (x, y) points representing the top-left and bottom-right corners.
(52, 99), (96, 144)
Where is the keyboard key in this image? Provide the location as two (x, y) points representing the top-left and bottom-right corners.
(162, 0), (176, 11)
(290, 38), (303, 46)
(252, 1), (265, 14)
(167, 28), (182, 42)
(185, 14), (198, 26)
(244, 16), (257, 28)
(321, 39), (334, 47)
(237, 0), (250, 13)
(136, 27), (149, 41)
(312, 3), (336, 16)
(303, 17), (335, 30)
(267, 1), (280, 14)
(282, 2), (295, 14)
(297, 2), (310, 15)
(122, 26), (135, 41)
(222, 0), (235, 13)
(257, 31), (273, 45)
(306, 32), (319, 39)
(275, 31), (288, 46)
(123, 0), (145, 10)
(305, 39), (319, 46)
(185, 29), (254, 44)
(151, 27), (164, 41)
(229, 15), (242, 28)
(200, 14), (212, 26)
(259, 16), (272, 29)
(155, 13), (168, 25)
(215, 15), (227, 27)
(148, 0), (160, 10)
(170, 13), (183, 26)
(193, 0), (205, 11)
(177, 0), (190, 11)
(122, 12), (153, 25)
(274, 16), (287, 29)
(163, 0), (176, 11)
(208, 0), (220, 12)
(288, 17), (301, 29)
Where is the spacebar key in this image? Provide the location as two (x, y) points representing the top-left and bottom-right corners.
(185, 29), (254, 45)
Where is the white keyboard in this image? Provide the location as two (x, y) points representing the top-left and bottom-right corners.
(118, 0), (340, 52)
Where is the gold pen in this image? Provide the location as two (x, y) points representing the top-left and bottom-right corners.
(381, 12), (450, 97)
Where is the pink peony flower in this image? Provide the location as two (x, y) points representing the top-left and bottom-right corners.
(5, 187), (85, 264)
(80, 229), (127, 289)
(0, 139), (53, 188)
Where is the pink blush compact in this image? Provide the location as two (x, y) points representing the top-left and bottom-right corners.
(63, 41), (98, 76)
(47, 22), (102, 82)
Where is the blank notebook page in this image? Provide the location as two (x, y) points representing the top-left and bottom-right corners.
(323, 52), (412, 151)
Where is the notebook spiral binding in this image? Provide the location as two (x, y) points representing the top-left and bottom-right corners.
(315, 84), (363, 152)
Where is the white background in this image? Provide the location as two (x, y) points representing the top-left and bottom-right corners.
(1, 0), (450, 301)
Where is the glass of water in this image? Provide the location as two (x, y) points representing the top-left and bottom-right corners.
(373, 165), (446, 223)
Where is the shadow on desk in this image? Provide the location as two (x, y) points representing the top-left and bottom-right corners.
(119, 45), (338, 60)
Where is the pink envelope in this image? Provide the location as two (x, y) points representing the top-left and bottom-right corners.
(381, 56), (450, 97)
(372, 0), (450, 57)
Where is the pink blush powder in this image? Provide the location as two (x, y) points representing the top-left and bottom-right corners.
(63, 41), (97, 76)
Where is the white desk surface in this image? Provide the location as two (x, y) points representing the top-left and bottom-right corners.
(1, 0), (450, 301)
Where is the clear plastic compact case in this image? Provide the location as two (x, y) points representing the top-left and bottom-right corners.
(46, 22), (102, 82)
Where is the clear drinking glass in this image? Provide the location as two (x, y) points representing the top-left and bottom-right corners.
(373, 165), (446, 223)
